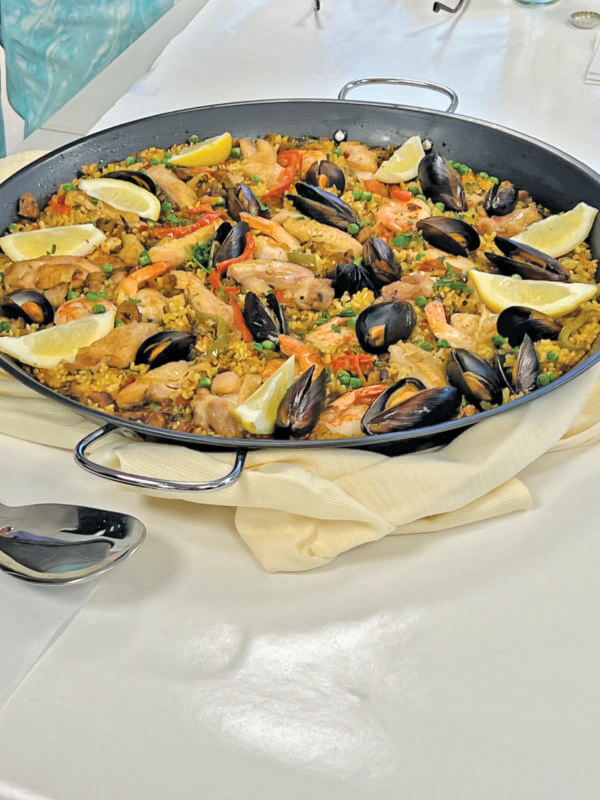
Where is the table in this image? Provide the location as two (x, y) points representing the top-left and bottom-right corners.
(2, 2), (600, 797)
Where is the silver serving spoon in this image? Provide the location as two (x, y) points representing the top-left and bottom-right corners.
(0, 501), (145, 584)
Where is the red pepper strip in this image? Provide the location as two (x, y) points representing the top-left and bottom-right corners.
(331, 352), (375, 381)
(390, 187), (414, 202)
(152, 213), (221, 239)
(273, 288), (285, 305)
(229, 297), (253, 343)
(207, 269), (221, 292)
(49, 194), (72, 215)
(137, 223), (149, 233)
(224, 286), (240, 297)
(261, 150), (302, 200)
(216, 233), (255, 275)
(364, 179), (387, 197)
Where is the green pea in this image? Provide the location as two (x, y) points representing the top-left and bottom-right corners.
(417, 341), (433, 351)
(338, 370), (351, 385)
(253, 342), (264, 352)
(489, 176), (499, 184)
(62, 183), (75, 193)
(92, 304), (106, 314)
(537, 374), (550, 387)
(161, 200), (173, 213)
(349, 377), (363, 389)
(548, 372), (557, 382)
(492, 334), (506, 346)
(408, 184), (420, 195)
(434, 202), (445, 212)
(66, 289), (80, 300)
(197, 376), (212, 389)
(103, 263), (113, 275)
(416, 194), (427, 202)
(114, 319), (124, 327)
(85, 292), (101, 302)
(0, 321), (10, 332)
(262, 340), (276, 350)
(546, 350), (559, 362)
(436, 338), (450, 349)
(479, 171), (489, 179)
(361, 191), (372, 202)
(189, 134), (199, 144)
(415, 295), (427, 309)
(511, 274), (522, 280)
(138, 251), (151, 266)
(230, 147), (241, 158)
(333, 148), (343, 156)
(125, 156), (136, 166)
(214, 196), (226, 206)
(8, 223), (17, 232)
(347, 223), (360, 235)
(251, 176), (261, 184)
(352, 189), (362, 200)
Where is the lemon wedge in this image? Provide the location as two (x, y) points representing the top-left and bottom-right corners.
(0, 311), (115, 368)
(0, 224), (106, 262)
(375, 135), (425, 183)
(169, 132), (233, 167)
(233, 355), (296, 435)
(79, 178), (160, 220)
(470, 270), (597, 317)
(512, 202), (598, 257)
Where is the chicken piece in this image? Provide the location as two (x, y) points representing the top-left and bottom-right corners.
(389, 341), (448, 387)
(419, 248), (476, 275)
(149, 222), (216, 267)
(238, 138), (283, 189)
(43, 283), (69, 308)
(381, 272), (435, 303)
(475, 205), (541, 237)
(238, 374), (261, 403)
(18, 193), (40, 220)
(273, 210), (362, 258)
(146, 164), (198, 209)
(191, 389), (244, 437)
(172, 270), (234, 327)
(68, 385), (114, 409)
(119, 233), (145, 265)
(74, 322), (159, 369)
(449, 308), (498, 354)
(136, 289), (168, 323)
(228, 259), (334, 310)
(343, 142), (378, 174)
(116, 361), (193, 408)
(253, 236), (288, 262)
(3, 256), (102, 292)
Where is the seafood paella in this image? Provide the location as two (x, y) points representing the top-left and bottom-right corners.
(0, 131), (598, 441)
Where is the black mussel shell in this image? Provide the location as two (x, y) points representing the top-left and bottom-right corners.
(135, 331), (196, 370)
(276, 365), (327, 438)
(305, 160), (346, 193)
(288, 182), (358, 231)
(362, 377), (426, 425)
(362, 384), (460, 435)
(362, 238), (400, 286)
(333, 261), (376, 297)
(484, 181), (517, 217)
(102, 170), (157, 195)
(227, 183), (262, 220)
(485, 237), (569, 282)
(447, 348), (503, 406)
(356, 301), (416, 354)
(497, 305), (561, 346)
(243, 291), (286, 345)
(417, 152), (466, 212)
(416, 217), (480, 257)
(0, 290), (54, 325)
(512, 334), (538, 394)
(212, 221), (248, 266)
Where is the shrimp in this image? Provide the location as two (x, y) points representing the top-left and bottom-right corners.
(376, 198), (430, 232)
(342, 142), (378, 174)
(55, 297), (117, 325)
(148, 221), (216, 267)
(239, 212), (300, 251)
(305, 317), (357, 353)
(424, 301), (474, 349)
(418, 248), (476, 275)
(273, 210), (362, 258)
(381, 272), (435, 303)
(228, 259), (334, 310)
(238, 138), (283, 188)
(279, 335), (325, 373)
(171, 271), (234, 328)
(313, 385), (386, 439)
(253, 236), (288, 262)
(3, 256), (102, 293)
(475, 204), (541, 237)
(114, 261), (173, 305)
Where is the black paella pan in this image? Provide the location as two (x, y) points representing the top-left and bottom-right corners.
(0, 78), (599, 492)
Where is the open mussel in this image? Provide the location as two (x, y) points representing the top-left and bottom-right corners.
(356, 301), (416, 354)
(497, 305), (561, 346)
(446, 348), (503, 406)
(287, 182), (358, 231)
(485, 237), (569, 282)
(135, 331), (196, 369)
(484, 181), (517, 217)
(417, 152), (466, 212)
(211, 221), (248, 268)
(275, 365), (327, 438)
(102, 170), (157, 195)
(416, 217), (480, 257)
(226, 183), (262, 220)
(512, 334), (538, 394)
(333, 261), (376, 297)
(243, 291), (286, 345)
(0, 290), (54, 325)
(305, 160), (346, 193)
(362, 238), (400, 286)
(361, 379), (460, 435)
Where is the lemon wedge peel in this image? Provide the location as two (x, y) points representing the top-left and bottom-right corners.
(169, 132), (233, 167)
(0, 224), (106, 262)
(512, 202), (598, 258)
(232, 355), (296, 435)
(375, 136), (425, 184)
(79, 178), (161, 221)
(0, 311), (115, 368)
(469, 270), (597, 317)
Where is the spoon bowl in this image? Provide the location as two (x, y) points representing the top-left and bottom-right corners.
(0, 501), (146, 584)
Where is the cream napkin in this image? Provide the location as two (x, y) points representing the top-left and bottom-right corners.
(585, 34), (600, 85)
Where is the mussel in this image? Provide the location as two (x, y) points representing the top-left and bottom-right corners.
(275, 365), (327, 438)
(333, 261), (376, 297)
(484, 181), (517, 217)
(0, 290), (54, 325)
(211, 221), (248, 268)
(446, 348), (503, 406)
(102, 170), (157, 195)
(416, 217), (480, 257)
(243, 291), (286, 344)
(485, 237), (569, 282)
(497, 305), (561, 346)
(417, 152), (466, 212)
(512, 334), (538, 394)
(305, 160), (346, 193)
(135, 331), (196, 369)
(226, 183), (262, 220)
(287, 182), (358, 231)
(361, 379), (460, 435)
(362, 238), (400, 286)
(356, 301), (416, 354)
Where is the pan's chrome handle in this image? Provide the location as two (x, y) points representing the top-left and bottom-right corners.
(74, 424), (247, 493)
(337, 78), (459, 114)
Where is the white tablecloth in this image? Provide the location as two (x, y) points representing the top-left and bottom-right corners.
(1, 2), (600, 798)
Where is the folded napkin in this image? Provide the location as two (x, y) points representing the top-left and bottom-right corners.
(585, 33), (600, 85)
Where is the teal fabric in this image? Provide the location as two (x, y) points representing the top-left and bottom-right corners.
(0, 0), (173, 156)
